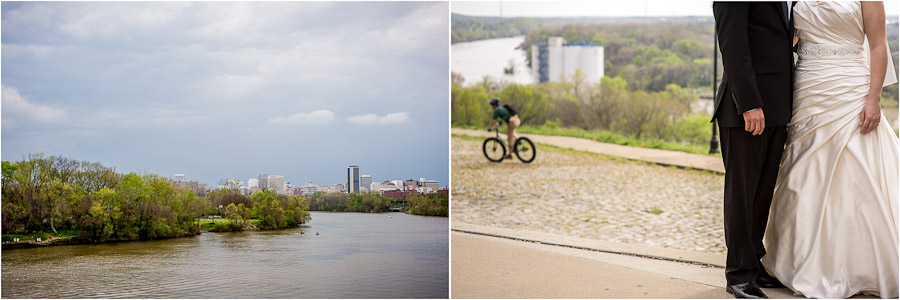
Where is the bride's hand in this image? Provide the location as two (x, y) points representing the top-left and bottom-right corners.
(859, 99), (881, 135)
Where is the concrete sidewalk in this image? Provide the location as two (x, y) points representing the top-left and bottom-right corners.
(451, 223), (804, 299)
(451, 128), (725, 174)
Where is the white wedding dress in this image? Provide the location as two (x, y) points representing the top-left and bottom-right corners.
(761, 2), (900, 299)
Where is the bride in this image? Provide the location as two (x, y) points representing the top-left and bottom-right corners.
(762, 1), (899, 299)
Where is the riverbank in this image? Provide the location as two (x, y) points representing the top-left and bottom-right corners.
(2, 210), (444, 250)
(2, 230), (200, 250)
(308, 192), (449, 217)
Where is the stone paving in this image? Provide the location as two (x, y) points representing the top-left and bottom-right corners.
(451, 135), (728, 254)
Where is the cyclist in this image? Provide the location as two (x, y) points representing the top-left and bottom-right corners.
(487, 98), (521, 159)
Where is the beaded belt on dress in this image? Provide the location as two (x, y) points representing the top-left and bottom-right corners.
(796, 43), (864, 58)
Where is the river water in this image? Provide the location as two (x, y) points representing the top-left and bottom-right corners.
(1, 212), (448, 299)
(451, 36), (534, 85)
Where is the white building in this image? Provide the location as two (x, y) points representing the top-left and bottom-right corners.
(301, 182), (318, 195)
(372, 180), (400, 194)
(225, 179), (243, 191)
(532, 36), (605, 84)
(255, 174), (287, 195)
(320, 184), (343, 194)
(174, 174), (185, 181)
(268, 175), (286, 195)
(391, 180), (405, 190)
(257, 174), (269, 190)
(247, 178), (259, 195)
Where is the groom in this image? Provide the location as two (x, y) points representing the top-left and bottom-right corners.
(713, 2), (794, 299)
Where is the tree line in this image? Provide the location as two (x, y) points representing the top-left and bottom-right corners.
(306, 191), (449, 217)
(404, 194), (449, 217)
(520, 22), (716, 92)
(1, 154), (311, 242)
(454, 16), (897, 102)
(451, 14), (545, 43)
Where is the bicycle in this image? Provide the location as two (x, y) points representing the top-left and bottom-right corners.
(483, 127), (536, 163)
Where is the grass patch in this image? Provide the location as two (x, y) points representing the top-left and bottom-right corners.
(453, 133), (722, 176)
(649, 208), (664, 215)
(3, 229), (79, 242)
(518, 125), (716, 156)
(451, 133), (484, 141)
(455, 125), (721, 157)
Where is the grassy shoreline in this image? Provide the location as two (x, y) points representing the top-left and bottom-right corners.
(454, 125), (720, 156)
(2, 211), (442, 250)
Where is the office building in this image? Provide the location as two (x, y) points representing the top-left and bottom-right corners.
(269, 175), (286, 195)
(301, 182), (318, 195)
(348, 166), (360, 193)
(424, 179), (439, 192)
(360, 174), (372, 192)
(258, 174), (270, 191)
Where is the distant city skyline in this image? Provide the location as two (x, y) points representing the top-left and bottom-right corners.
(175, 167), (444, 190)
(1, 2), (450, 186)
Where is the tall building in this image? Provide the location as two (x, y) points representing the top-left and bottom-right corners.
(255, 174), (287, 195)
(247, 178), (259, 195)
(532, 36), (604, 84)
(257, 174), (270, 191)
(347, 165), (360, 193)
(268, 175), (285, 195)
(360, 174), (372, 192)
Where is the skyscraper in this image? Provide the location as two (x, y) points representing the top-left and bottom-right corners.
(360, 174), (372, 192)
(348, 165), (360, 193)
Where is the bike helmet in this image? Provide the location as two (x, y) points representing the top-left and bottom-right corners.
(489, 98), (500, 106)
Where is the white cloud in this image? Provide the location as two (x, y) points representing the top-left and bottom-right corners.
(269, 110), (335, 125)
(1, 85), (67, 127)
(85, 108), (210, 129)
(347, 112), (410, 125)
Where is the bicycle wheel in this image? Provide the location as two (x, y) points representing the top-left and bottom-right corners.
(482, 138), (506, 162)
(514, 137), (536, 163)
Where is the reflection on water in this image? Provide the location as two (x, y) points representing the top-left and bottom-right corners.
(2, 212), (448, 299)
(452, 36), (534, 85)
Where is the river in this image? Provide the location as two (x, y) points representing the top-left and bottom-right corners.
(1, 212), (448, 299)
(451, 36), (534, 85)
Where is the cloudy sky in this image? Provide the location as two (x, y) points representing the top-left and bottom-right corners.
(2, 2), (449, 187)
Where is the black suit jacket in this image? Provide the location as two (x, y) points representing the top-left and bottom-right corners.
(712, 2), (795, 127)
